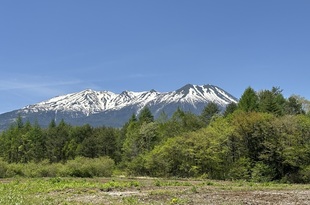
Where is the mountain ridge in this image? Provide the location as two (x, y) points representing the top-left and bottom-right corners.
(0, 84), (238, 130)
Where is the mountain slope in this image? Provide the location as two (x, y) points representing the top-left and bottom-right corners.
(0, 84), (237, 130)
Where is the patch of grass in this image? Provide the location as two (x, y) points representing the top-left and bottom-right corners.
(0, 177), (309, 204)
(153, 179), (192, 187)
(100, 180), (141, 191)
(169, 197), (188, 205)
(122, 196), (139, 205)
(191, 185), (198, 193)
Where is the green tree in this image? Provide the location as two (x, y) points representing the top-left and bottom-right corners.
(145, 120), (229, 178)
(258, 87), (286, 115)
(286, 96), (304, 115)
(70, 124), (94, 158)
(238, 87), (258, 112)
(171, 108), (203, 132)
(121, 118), (140, 163)
(138, 122), (158, 152)
(138, 106), (154, 124)
(94, 127), (119, 159)
(224, 102), (238, 117)
(46, 119), (71, 162)
(200, 102), (220, 125)
(231, 111), (274, 162)
(15, 114), (24, 129)
(290, 95), (310, 114)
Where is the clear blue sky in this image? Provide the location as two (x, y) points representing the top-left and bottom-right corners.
(1, 0), (309, 114)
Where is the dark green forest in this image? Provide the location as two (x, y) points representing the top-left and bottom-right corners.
(1, 87), (310, 183)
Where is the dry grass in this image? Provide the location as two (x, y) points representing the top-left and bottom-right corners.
(1, 177), (310, 204)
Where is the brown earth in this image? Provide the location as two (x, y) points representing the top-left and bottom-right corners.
(62, 178), (310, 205)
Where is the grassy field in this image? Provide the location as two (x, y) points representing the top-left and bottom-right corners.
(1, 177), (310, 205)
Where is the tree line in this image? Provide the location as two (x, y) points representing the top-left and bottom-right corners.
(1, 86), (310, 182)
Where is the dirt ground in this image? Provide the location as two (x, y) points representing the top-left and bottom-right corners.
(64, 178), (310, 205)
(2, 177), (310, 204)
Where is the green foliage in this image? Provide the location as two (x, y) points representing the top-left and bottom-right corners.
(258, 87), (286, 116)
(251, 162), (275, 182)
(200, 102), (220, 125)
(286, 96), (305, 115)
(63, 156), (115, 177)
(145, 118), (230, 178)
(228, 157), (251, 180)
(138, 106), (154, 124)
(299, 165), (310, 183)
(1, 89), (310, 183)
(0, 158), (8, 178)
(0, 157), (114, 178)
(291, 95), (310, 114)
(238, 87), (258, 112)
(224, 102), (238, 117)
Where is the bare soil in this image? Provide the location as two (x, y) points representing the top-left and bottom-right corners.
(2, 177), (310, 204)
(63, 178), (310, 205)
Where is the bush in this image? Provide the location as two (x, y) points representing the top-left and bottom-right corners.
(64, 156), (115, 177)
(37, 161), (64, 177)
(0, 158), (8, 178)
(251, 162), (275, 182)
(22, 160), (64, 177)
(0, 157), (114, 178)
(299, 166), (310, 183)
(6, 163), (25, 177)
(228, 157), (251, 181)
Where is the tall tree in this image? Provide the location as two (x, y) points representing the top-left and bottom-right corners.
(258, 87), (286, 116)
(290, 95), (310, 114)
(224, 102), (238, 117)
(46, 119), (71, 162)
(201, 102), (220, 125)
(286, 96), (305, 115)
(238, 87), (258, 112)
(138, 106), (154, 124)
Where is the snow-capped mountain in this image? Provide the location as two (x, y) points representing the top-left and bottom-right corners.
(0, 84), (237, 130)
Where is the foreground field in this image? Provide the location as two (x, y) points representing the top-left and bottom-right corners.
(1, 177), (310, 205)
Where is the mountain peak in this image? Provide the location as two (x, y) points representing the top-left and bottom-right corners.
(176, 83), (194, 92)
(82, 88), (94, 92)
(0, 83), (238, 130)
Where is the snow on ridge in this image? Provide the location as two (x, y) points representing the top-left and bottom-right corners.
(22, 84), (237, 115)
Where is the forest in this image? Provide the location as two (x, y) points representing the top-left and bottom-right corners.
(1, 86), (310, 183)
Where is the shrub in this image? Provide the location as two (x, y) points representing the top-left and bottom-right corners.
(6, 163), (25, 177)
(64, 156), (115, 177)
(228, 157), (251, 181)
(299, 166), (310, 183)
(22, 160), (64, 177)
(37, 161), (64, 177)
(251, 162), (275, 182)
(0, 158), (8, 178)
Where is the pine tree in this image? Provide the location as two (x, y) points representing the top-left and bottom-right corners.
(15, 114), (24, 129)
(201, 102), (220, 125)
(138, 106), (154, 124)
(238, 87), (258, 112)
(224, 102), (238, 117)
(258, 87), (286, 116)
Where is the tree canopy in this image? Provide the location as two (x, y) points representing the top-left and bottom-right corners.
(0, 86), (310, 183)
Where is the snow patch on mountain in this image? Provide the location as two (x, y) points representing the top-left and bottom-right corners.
(22, 84), (237, 116)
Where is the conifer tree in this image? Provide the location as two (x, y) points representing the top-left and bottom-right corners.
(138, 106), (154, 124)
(201, 102), (220, 125)
(258, 87), (286, 116)
(238, 87), (258, 112)
(224, 102), (238, 117)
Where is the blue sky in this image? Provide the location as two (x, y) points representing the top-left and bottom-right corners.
(1, 0), (309, 114)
